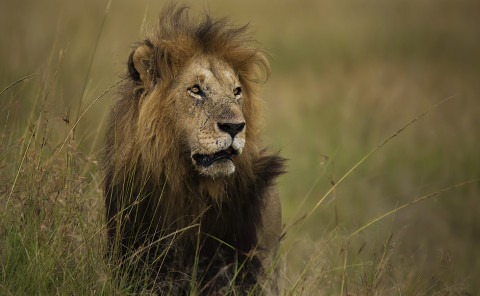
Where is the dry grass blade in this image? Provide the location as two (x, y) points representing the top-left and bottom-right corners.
(348, 178), (480, 239)
(340, 246), (348, 296)
(130, 224), (200, 262)
(0, 73), (38, 96)
(4, 126), (36, 212)
(74, 0), (112, 122)
(58, 78), (125, 153)
(287, 95), (455, 229)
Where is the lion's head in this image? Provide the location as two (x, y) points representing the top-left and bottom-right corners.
(138, 55), (248, 178)
(124, 7), (269, 180)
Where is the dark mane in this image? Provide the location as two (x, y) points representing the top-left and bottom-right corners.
(104, 5), (284, 294)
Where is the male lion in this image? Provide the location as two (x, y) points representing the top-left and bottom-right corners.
(104, 6), (285, 295)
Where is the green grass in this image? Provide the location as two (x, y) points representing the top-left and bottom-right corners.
(2, 0), (480, 294)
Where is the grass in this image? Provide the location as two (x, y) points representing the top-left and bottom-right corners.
(2, 0), (480, 294)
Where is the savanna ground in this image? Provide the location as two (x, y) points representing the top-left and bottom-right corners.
(1, 0), (479, 294)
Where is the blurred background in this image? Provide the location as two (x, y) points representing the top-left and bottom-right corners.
(1, 0), (479, 294)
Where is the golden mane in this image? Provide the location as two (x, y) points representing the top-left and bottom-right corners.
(103, 5), (284, 294)
(112, 5), (270, 196)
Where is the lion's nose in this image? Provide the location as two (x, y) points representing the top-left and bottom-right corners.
(217, 122), (245, 138)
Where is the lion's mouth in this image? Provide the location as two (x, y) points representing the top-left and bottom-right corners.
(192, 147), (238, 167)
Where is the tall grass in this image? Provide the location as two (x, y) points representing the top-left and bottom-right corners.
(2, 0), (480, 294)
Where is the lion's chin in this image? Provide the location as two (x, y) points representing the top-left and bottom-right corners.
(195, 159), (235, 178)
(192, 146), (239, 178)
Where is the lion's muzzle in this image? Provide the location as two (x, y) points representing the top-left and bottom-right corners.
(190, 120), (246, 177)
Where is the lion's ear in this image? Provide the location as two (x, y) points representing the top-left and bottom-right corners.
(128, 43), (153, 84)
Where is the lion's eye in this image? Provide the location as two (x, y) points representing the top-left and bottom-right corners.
(233, 87), (242, 97)
(188, 84), (203, 99)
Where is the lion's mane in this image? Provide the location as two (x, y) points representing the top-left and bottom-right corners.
(103, 5), (284, 294)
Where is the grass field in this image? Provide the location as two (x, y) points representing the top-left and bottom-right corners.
(1, 0), (479, 294)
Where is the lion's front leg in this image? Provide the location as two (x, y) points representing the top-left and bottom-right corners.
(257, 186), (283, 295)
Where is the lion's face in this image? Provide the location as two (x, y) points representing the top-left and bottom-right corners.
(131, 35), (266, 181)
(174, 56), (246, 178)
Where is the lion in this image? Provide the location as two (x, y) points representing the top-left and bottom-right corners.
(103, 5), (285, 295)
